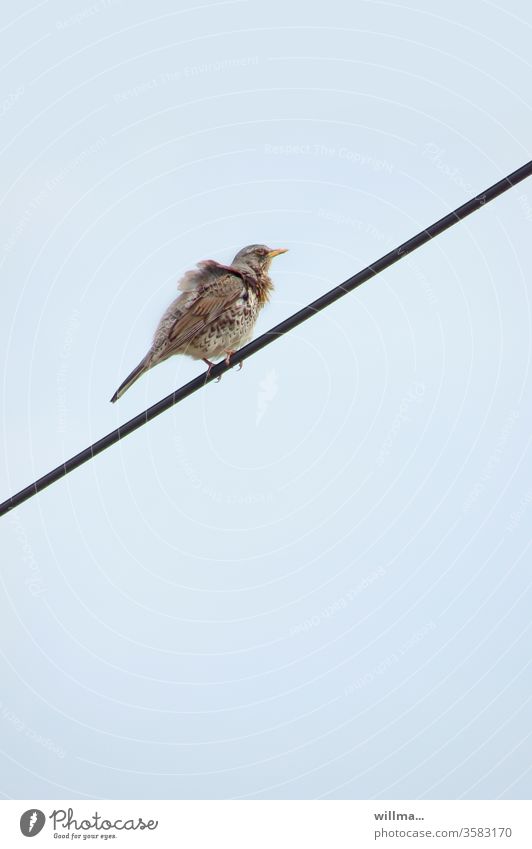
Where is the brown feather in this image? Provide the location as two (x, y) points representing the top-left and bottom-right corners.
(252, 273), (274, 306)
(166, 273), (245, 351)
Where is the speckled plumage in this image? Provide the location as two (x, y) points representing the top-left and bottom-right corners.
(110, 244), (287, 402)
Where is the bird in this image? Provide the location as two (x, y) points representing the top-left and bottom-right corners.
(110, 244), (288, 402)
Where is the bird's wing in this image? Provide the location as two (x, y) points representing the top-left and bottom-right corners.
(177, 259), (244, 293)
(165, 261), (246, 351)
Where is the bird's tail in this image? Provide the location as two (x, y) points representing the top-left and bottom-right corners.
(110, 355), (151, 403)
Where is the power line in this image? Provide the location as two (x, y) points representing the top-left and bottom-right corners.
(1, 159), (531, 518)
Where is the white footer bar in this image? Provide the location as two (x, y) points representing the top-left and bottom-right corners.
(1, 799), (530, 848)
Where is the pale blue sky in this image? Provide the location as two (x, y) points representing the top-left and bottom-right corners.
(0, 0), (531, 799)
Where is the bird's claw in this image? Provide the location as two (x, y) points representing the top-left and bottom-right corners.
(224, 351), (243, 370)
(202, 358), (218, 381)
(203, 353), (242, 382)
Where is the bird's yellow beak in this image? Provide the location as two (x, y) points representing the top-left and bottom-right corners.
(267, 247), (288, 258)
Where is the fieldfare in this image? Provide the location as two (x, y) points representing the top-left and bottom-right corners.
(110, 244), (287, 402)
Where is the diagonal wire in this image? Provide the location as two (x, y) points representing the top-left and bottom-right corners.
(1, 159), (532, 517)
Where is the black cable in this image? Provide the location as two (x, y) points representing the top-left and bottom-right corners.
(2, 159), (531, 518)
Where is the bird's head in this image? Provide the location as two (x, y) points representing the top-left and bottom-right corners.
(232, 244), (288, 276)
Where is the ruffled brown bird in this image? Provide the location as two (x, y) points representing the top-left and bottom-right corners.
(110, 244), (288, 402)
